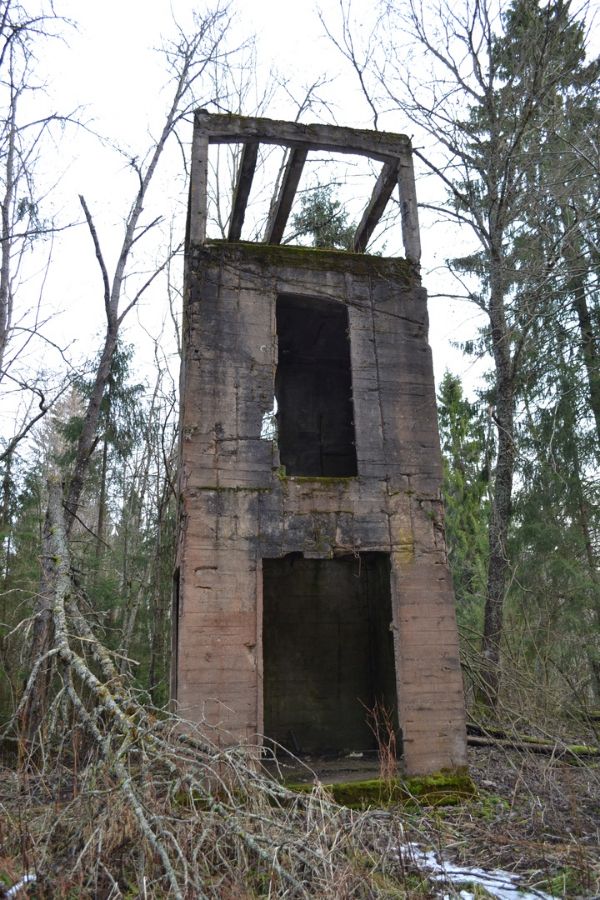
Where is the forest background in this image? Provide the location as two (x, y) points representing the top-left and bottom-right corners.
(0, 0), (598, 727)
(0, 0), (599, 890)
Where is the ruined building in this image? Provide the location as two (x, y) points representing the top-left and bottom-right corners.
(173, 111), (467, 775)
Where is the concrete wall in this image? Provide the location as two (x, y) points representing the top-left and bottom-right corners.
(175, 241), (467, 774)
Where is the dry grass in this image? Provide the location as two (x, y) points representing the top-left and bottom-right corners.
(2, 733), (600, 897)
(364, 701), (398, 783)
(0, 719), (430, 898)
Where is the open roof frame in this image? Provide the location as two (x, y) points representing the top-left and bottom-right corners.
(188, 110), (421, 263)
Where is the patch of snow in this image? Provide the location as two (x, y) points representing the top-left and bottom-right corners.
(399, 843), (557, 900)
(5, 873), (37, 897)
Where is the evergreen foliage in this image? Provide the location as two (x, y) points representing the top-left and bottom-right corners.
(420, 0), (600, 706)
(291, 184), (355, 249)
(437, 372), (490, 628)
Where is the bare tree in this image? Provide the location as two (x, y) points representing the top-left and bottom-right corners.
(0, 0), (81, 731)
(65, 4), (237, 532)
(0, 2), (77, 464)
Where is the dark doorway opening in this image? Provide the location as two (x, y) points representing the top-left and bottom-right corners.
(262, 553), (398, 755)
(275, 294), (357, 477)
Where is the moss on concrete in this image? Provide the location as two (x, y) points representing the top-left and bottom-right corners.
(288, 770), (476, 810)
(193, 239), (417, 282)
(403, 769), (476, 805)
(281, 475), (356, 488)
(196, 485), (270, 493)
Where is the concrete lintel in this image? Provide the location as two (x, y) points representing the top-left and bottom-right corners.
(195, 109), (412, 163)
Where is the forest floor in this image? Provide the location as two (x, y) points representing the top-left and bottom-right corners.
(268, 741), (600, 897)
(0, 742), (599, 897)
(390, 744), (600, 898)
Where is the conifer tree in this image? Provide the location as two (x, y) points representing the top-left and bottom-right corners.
(437, 372), (490, 626)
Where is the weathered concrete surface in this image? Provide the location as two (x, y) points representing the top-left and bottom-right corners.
(175, 240), (467, 775)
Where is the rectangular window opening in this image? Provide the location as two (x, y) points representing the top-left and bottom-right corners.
(275, 294), (357, 477)
(262, 553), (399, 756)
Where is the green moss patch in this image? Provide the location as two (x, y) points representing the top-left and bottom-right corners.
(195, 239), (417, 281)
(280, 475), (356, 488)
(539, 867), (590, 897)
(403, 770), (476, 805)
(288, 770), (476, 810)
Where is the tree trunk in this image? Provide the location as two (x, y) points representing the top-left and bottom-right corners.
(148, 478), (172, 704)
(64, 328), (118, 533)
(560, 218), (600, 443)
(574, 466), (600, 705)
(570, 261), (600, 443)
(94, 434), (109, 569)
(0, 87), (16, 377)
(20, 479), (62, 747)
(479, 257), (515, 709)
(1, 450), (12, 585)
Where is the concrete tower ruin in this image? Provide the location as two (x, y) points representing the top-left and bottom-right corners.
(173, 111), (467, 776)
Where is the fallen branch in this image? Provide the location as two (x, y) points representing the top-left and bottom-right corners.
(467, 723), (599, 760)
